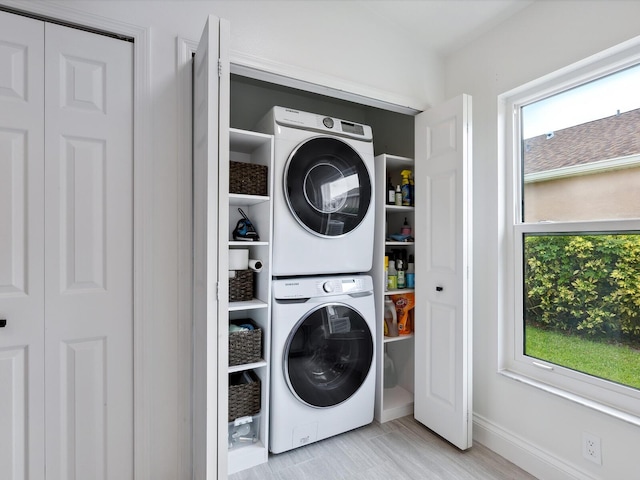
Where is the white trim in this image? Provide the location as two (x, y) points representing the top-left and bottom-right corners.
(473, 413), (597, 480)
(524, 153), (640, 183)
(0, 2), (153, 478)
(230, 50), (424, 115)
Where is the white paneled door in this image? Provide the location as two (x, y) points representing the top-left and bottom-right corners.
(0, 11), (133, 480)
(414, 94), (472, 451)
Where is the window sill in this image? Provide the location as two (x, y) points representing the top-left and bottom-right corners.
(498, 369), (640, 428)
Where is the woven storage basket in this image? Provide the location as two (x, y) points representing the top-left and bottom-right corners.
(228, 370), (261, 421)
(229, 319), (262, 366)
(229, 162), (268, 196)
(229, 270), (253, 302)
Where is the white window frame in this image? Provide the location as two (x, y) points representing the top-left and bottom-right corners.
(499, 36), (640, 426)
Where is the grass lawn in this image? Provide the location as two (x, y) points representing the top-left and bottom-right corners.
(525, 325), (640, 390)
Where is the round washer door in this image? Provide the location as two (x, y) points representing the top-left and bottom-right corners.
(284, 137), (372, 237)
(284, 302), (374, 408)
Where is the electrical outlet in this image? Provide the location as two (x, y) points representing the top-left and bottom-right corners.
(582, 432), (602, 465)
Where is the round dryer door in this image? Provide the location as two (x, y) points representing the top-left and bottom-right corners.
(284, 137), (372, 237)
(283, 303), (374, 408)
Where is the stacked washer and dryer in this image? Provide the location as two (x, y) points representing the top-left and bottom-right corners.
(257, 107), (377, 454)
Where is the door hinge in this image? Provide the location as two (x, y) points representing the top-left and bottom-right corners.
(218, 59), (223, 77)
(216, 281), (220, 301)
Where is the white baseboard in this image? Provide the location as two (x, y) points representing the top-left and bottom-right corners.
(473, 414), (597, 480)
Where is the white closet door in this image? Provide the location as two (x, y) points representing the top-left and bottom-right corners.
(414, 94), (472, 450)
(0, 11), (46, 480)
(193, 15), (230, 480)
(43, 23), (133, 479)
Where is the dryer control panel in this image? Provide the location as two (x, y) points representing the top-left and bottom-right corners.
(273, 275), (373, 300)
(272, 106), (373, 141)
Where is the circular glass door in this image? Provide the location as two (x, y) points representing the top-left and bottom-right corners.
(284, 137), (372, 237)
(284, 303), (374, 408)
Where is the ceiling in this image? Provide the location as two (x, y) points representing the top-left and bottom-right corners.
(355, 0), (534, 56)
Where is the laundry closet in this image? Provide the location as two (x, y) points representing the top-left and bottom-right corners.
(193, 15), (472, 479)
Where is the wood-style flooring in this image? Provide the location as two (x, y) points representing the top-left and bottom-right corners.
(229, 415), (537, 480)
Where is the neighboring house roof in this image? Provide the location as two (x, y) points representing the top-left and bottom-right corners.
(523, 108), (640, 175)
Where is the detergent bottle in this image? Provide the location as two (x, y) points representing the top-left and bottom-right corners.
(384, 297), (399, 337)
(400, 170), (412, 206)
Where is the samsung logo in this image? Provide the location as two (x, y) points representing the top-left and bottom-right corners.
(284, 282), (299, 286)
(284, 108), (300, 114)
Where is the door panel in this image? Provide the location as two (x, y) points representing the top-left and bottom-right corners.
(193, 15), (230, 480)
(0, 11), (45, 480)
(414, 94), (472, 450)
(44, 23), (133, 479)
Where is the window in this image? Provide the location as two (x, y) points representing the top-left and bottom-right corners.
(501, 41), (640, 421)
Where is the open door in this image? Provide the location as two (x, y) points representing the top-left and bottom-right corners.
(193, 15), (230, 479)
(414, 94), (473, 450)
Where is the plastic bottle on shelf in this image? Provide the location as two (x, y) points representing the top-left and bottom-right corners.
(396, 258), (406, 289)
(401, 170), (412, 206)
(383, 350), (397, 388)
(387, 176), (395, 205)
(387, 257), (397, 290)
(384, 255), (389, 291)
(410, 172), (415, 207)
(401, 217), (411, 236)
(395, 184), (402, 206)
(407, 254), (415, 289)
(384, 297), (399, 337)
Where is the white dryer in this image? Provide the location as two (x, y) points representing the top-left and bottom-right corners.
(270, 275), (376, 454)
(257, 107), (375, 276)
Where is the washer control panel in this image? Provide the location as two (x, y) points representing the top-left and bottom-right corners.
(273, 275), (373, 299)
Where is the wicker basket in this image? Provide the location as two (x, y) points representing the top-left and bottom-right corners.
(229, 162), (268, 196)
(229, 270), (253, 302)
(228, 370), (261, 421)
(229, 319), (262, 366)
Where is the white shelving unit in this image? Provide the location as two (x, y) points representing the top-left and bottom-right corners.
(372, 154), (416, 423)
(227, 128), (273, 474)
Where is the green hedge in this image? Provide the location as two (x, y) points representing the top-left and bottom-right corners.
(524, 234), (640, 343)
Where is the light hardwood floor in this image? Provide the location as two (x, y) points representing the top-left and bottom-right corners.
(229, 415), (537, 479)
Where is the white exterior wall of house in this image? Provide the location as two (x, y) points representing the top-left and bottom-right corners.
(0, 1), (443, 478)
(445, 1), (640, 479)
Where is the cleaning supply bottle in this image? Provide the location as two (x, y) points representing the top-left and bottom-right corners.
(401, 217), (411, 236)
(400, 170), (412, 206)
(384, 297), (399, 337)
(410, 172), (415, 207)
(387, 176), (395, 205)
(384, 255), (389, 291)
(396, 258), (406, 289)
(406, 254), (415, 288)
(387, 257), (397, 290)
(383, 350), (397, 388)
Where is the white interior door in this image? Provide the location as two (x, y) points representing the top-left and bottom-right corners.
(0, 11), (46, 480)
(193, 15), (230, 480)
(414, 94), (473, 450)
(43, 23), (133, 479)
(0, 10), (133, 479)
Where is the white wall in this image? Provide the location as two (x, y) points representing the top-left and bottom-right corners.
(0, 1), (444, 478)
(445, 1), (640, 478)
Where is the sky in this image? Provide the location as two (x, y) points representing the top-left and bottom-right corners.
(522, 63), (640, 139)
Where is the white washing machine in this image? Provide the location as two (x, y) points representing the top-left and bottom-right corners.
(257, 107), (375, 276)
(270, 275), (376, 454)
